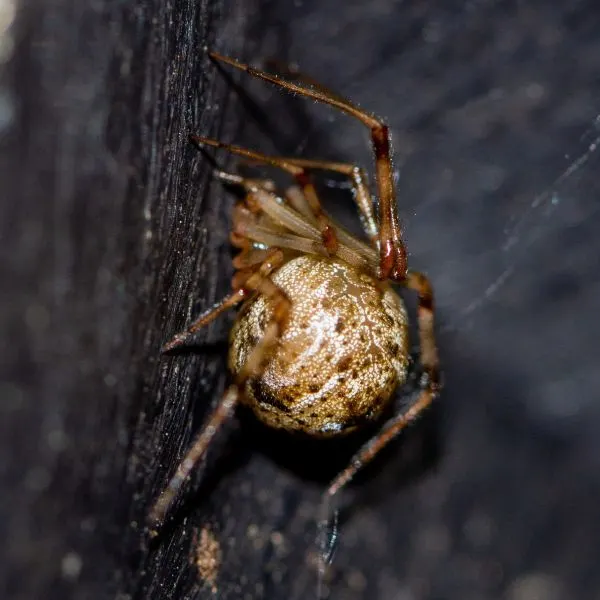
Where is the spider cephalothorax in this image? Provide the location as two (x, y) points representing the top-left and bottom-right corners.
(149, 52), (441, 580)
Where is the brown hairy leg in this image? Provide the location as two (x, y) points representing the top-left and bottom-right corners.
(209, 51), (407, 281)
(216, 167), (378, 271)
(149, 248), (290, 527)
(191, 135), (339, 254)
(162, 290), (248, 353)
(201, 135), (379, 247)
(281, 157), (378, 247)
(316, 270), (441, 582)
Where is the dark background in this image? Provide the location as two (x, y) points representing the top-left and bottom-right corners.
(2, 1), (600, 599)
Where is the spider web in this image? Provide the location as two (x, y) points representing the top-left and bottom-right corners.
(443, 114), (600, 333)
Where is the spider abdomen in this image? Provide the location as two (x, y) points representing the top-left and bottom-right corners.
(229, 255), (410, 436)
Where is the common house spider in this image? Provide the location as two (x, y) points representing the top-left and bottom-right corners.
(150, 51), (441, 574)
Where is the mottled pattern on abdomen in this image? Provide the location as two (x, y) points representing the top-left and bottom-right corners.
(228, 255), (410, 436)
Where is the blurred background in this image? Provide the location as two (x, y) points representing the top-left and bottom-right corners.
(2, 1), (599, 599)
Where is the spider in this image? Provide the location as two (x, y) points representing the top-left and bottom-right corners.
(150, 51), (441, 567)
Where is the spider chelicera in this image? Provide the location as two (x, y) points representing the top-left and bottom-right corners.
(149, 51), (441, 570)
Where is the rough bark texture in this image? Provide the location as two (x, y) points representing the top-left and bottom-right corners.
(2, 1), (600, 600)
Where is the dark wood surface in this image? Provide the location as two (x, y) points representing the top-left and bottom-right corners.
(2, 1), (600, 599)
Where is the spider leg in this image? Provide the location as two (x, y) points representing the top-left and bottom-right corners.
(191, 135), (339, 254)
(229, 181), (377, 271)
(405, 270), (440, 385)
(262, 59), (350, 104)
(222, 176), (376, 280)
(316, 270), (441, 571)
(162, 290), (248, 353)
(195, 137), (379, 267)
(202, 134), (377, 247)
(281, 158), (378, 247)
(235, 248), (291, 380)
(148, 384), (239, 528)
(209, 51), (407, 281)
(150, 249), (290, 527)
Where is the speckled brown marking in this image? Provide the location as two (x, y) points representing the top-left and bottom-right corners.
(229, 256), (409, 436)
(337, 355), (352, 372)
(347, 398), (360, 414)
(251, 380), (292, 413)
(258, 311), (267, 331)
